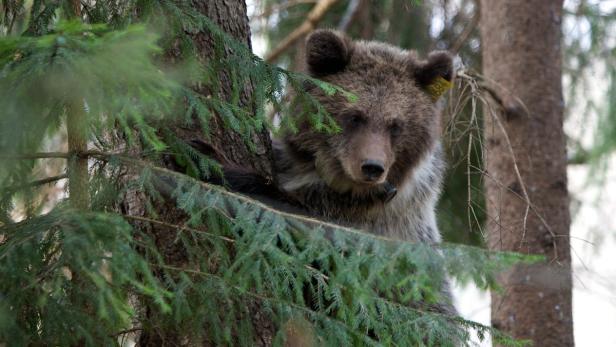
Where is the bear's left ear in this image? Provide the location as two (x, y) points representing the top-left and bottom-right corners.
(414, 51), (454, 101)
(305, 29), (352, 77)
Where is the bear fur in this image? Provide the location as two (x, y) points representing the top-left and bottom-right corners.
(275, 29), (452, 246)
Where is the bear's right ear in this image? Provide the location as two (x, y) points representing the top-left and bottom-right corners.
(306, 29), (352, 76)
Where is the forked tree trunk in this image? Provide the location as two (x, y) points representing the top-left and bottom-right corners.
(480, 1), (574, 346)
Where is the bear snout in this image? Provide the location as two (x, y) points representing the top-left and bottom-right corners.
(361, 159), (385, 181)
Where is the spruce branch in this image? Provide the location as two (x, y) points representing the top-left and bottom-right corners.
(123, 214), (331, 282)
(153, 263), (395, 347)
(151, 262), (513, 346)
(2, 149), (540, 262)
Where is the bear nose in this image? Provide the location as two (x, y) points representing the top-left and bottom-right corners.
(361, 160), (385, 181)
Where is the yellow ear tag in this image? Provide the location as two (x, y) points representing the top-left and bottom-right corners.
(426, 76), (453, 101)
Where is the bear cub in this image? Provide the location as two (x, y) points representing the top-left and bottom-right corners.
(275, 29), (453, 246)
(216, 29), (456, 317)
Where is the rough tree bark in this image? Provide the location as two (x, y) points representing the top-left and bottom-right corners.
(183, 0), (273, 179)
(480, 1), (574, 346)
(134, 0), (276, 345)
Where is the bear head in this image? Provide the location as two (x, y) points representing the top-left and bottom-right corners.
(284, 29), (453, 197)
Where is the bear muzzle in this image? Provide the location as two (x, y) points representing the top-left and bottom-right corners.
(361, 159), (386, 182)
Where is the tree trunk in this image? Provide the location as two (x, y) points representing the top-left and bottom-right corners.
(134, 0), (276, 345)
(480, 1), (574, 346)
(181, 0), (273, 179)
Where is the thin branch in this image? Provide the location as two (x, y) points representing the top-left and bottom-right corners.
(123, 214), (235, 244)
(488, 103), (536, 251)
(0, 150), (119, 160)
(456, 70), (560, 260)
(112, 327), (142, 338)
(253, 0), (318, 19)
(0, 152), (70, 160)
(457, 70), (529, 118)
(265, 0), (339, 63)
(7, 8), (18, 34)
(127, 157), (383, 240)
(2, 174), (68, 192)
(449, 11), (479, 54)
(80, 1), (95, 20)
(337, 0), (363, 32)
(467, 132), (474, 236)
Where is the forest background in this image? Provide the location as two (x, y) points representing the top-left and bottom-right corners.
(0, 0), (616, 346)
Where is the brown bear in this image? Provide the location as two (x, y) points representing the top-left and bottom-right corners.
(208, 29), (457, 320)
(247, 30), (457, 322)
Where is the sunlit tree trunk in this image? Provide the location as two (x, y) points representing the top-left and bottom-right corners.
(480, 1), (574, 346)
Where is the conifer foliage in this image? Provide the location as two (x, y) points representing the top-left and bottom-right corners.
(1, 1), (531, 346)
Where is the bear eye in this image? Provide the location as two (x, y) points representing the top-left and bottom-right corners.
(342, 110), (366, 129)
(389, 121), (402, 137)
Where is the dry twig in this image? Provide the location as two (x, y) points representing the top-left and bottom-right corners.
(454, 70), (560, 260)
(337, 0), (364, 32)
(253, 0), (318, 19)
(265, 0), (339, 63)
(449, 11), (479, 54)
